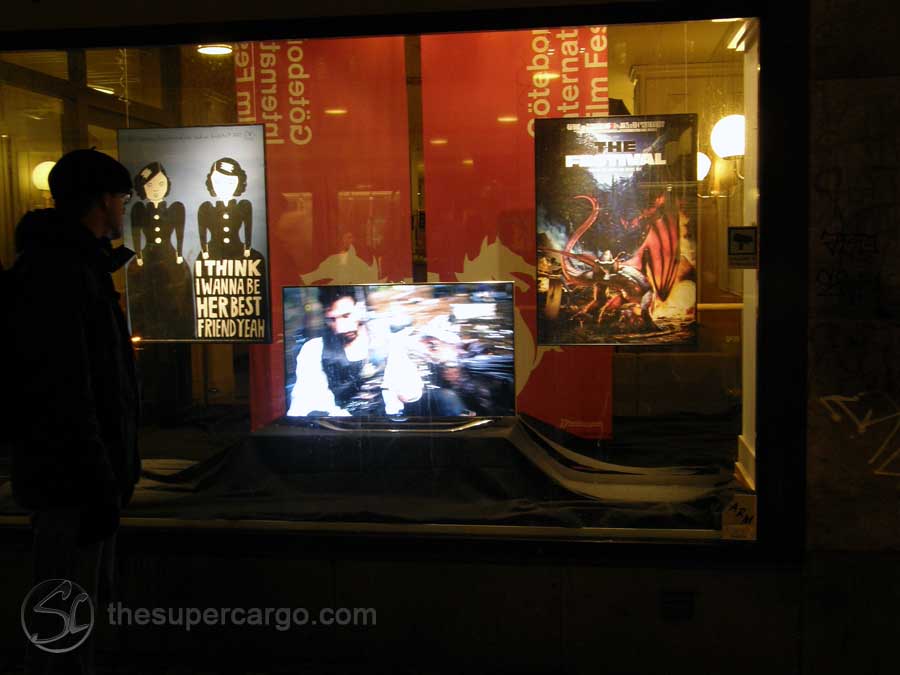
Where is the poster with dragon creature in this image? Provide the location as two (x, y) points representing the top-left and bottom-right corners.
(535, 114), (698, 345)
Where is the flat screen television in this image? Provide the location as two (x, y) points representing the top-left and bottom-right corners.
(282, 282), (515, 425)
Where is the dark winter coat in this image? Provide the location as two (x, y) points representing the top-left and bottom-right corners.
(7, 209), (140, 543)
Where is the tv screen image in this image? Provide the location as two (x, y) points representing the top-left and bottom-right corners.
(283, 283), (515, 418)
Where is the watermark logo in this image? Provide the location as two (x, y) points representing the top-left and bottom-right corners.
(20, 579), (94, 653)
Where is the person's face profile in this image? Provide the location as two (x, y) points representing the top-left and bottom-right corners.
(102, 192), (129, 239)
(325, 296), (359, 343)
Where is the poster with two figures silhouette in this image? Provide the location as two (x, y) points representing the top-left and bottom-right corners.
(118, 124), (270, 343)
(535, 114), (698, 345)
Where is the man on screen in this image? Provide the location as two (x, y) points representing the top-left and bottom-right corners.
(287, 287), (423, 416)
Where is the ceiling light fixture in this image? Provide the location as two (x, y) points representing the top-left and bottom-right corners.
(727, 22), (750, 50)
(197, 44), (233, 56)
(324, 108), (348, 116)
(89, 84), (115, 95)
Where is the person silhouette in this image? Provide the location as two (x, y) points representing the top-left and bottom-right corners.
(8, 149), (140, 675)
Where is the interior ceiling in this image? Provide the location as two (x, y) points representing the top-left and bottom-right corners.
(608, 20), (744, 70)
(85, 49), (157, 91)
(0, 51), (69, 80)
(0, 19), (744, 105)
(0, 49), (143, 93)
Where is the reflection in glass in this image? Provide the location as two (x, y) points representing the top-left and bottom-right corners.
(0, 85), (63, 266)
(0, 51), (68, 80)
(86, 48), (163, 108)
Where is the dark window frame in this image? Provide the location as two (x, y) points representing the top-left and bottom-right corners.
(0, 0), (807, 563)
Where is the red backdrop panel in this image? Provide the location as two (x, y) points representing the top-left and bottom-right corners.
(235, 38), (412, 429)
(421, 28), (613, 438)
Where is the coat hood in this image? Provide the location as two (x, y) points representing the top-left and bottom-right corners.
(14, 208), (64, 256)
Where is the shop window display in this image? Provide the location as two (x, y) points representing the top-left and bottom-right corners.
(0, 18), (761, 540)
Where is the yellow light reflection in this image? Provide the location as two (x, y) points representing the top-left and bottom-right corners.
(197, 44), (233, 56)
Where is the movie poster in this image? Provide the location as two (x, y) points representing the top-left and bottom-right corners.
(536, 114), (698, 345)
(118, 125), (270, 343)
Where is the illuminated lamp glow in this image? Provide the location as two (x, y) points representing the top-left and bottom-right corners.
(197, 44), (233, 56)
(131, 336), (143, 343)
(696, 152), (712, 181)
(429, 138), (448, 145)
(31, 161), (56, 191)
(711, 17), (743, 22)
(710, 114), (745, 159)
(727, 22), (749, 50)
(89, 85), (115, 95)
(462, 159), (475, 166)
(497, 115), (518, 123)
(324, 108), (348, 116)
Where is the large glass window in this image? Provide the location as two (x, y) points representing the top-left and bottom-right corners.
(0, 17), (762, 541)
